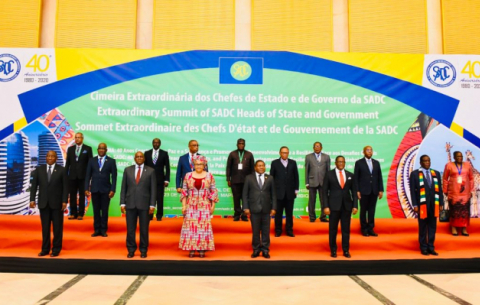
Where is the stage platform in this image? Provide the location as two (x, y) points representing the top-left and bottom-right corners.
(1, 215), (480, 276)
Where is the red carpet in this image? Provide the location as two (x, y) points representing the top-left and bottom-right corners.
(1, 215), (479, 261)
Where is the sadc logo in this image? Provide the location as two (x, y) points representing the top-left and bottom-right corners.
(426, 59), (456, 88)
(230, 61), (252, 81)
(0, 54), (21, 82)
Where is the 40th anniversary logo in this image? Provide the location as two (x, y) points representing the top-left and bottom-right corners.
(0, 53), (21, 82)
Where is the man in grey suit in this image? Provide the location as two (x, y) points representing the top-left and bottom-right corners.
(305, 142), (331, 222)
(243, 160), (277, 259)
(120, 151), (157, 258)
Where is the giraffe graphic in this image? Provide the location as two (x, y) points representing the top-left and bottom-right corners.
(465, 150), (480, 217)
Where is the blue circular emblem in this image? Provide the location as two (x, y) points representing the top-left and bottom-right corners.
(0, 54), (21, 82)
(230, 61), (252, 81)
(426, 59), (456, 88)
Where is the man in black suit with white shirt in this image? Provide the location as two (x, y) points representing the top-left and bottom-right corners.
(243, 160), (277, 259)
(30, 151), (68, 257)
(269, 146), (299, 237)
(354, 145), (384, 237)
(65, 132), (93, 220)
(144, 138), (170, 221)
(323, 156), (358, 258)
(85, 143), (117, 237)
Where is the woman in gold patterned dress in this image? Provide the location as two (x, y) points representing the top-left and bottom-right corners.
(179, 155), (218, 257)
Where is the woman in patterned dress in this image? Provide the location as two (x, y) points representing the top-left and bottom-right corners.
(443, 151), (475, 236)
(179, 155), (218, 257)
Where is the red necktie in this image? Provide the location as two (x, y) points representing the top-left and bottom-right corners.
(339, 171), (345, 189)
(190, 154), (194, 170)
(136, 167), (141, 184)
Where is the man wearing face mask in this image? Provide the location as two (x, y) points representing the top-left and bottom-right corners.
(226, 138), (255, 221)
(85, 143), (117, 237)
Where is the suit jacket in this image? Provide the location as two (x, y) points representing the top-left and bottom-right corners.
(242, 173), (277, 214)
(85, 156), (117, 193)
(305, 152), (331, 187)
(322, 169), (358, 211)
(120, 165), (157, 210)
(226, 150), (255, 184)
(269, 158), (299, 201)
(175, 153), (207, 188)
(30, 164), (68, 209)
(144, 148), (170, 185)
(410, 169), (444, 212)
(353, 158), (384, 195)
(65, 144), (93, 180)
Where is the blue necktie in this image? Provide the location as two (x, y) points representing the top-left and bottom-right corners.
(98, 157), (103, 169)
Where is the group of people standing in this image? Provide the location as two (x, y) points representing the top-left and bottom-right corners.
(29, 133), (475, 259)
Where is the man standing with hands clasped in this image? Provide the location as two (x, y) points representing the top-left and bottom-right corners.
(305, 142), (331, 222)
(354, 146), (384, 237)
(30, 151), (68, 257)
(65, 132), (93, 220)
(323, 156), (358, 258)
(85, 143), (117, 237)
(226, 138), (255, 221)
(409, 155), (444, 256)
(120, 152), (157, 258)
(144, 138), (170, 221)
(243, 160), (277, 259)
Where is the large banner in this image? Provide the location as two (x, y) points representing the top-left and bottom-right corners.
(1, 49), (479, 218)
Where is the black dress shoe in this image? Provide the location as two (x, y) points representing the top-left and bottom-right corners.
(38, 251), (49, 257)
(361, 230), (369, 237)
(320, 218), (329, 223)
(241, 216), (249, 222)
(50, 253), (59, 257)
(275, 232), (281, 237)
(157, 216), (163, 221)
(91, 232), (100, 237)
(101, 232), (108, 237)
(141, 252), (147, 258)
(428, 249), (439, 256)
(233, 216), (240, 221)
(262, 251), (270, 259)
(309, 219), (316, 223)
(421, 250), (429, 256)
(330, 251), (337, 258)
(287, 232), (295, 237)
(368, 230), (378, 237)
(127, 252), (134, 258)
(343, 252), (351, 258)
(251, 250), (260, 258)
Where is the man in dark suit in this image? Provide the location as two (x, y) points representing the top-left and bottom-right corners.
(176, 140), (204, 193)
(409, 155), (444, 256)
(120, 151), (157, 258)
(65, 132), (93, 220)
(144, 138), (170, 221)
(323, 156), (358, 258)
(226, 138), (255, 221)
(354, 145), (384, 237)
(305, 141), (331, 222)
(270, 146), (299, 237)
(85, 143), (117, 237)
(30, 151), (68, 257)
(243, 160), (277, 259)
